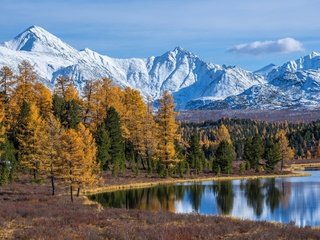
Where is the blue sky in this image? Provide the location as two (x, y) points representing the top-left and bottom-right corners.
(1, 0), (320, 70)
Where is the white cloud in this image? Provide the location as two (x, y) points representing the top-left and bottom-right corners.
(229, 38), (304, 55)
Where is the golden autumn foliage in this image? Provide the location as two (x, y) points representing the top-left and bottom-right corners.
(60, 124), (99, 198)
(17, 103), (46, 179)
(0, 66), (15, 103)
(0, 101), (6, 146)
(317, 144), (320, 158)
(34, 83), (53, 118)
(122, 88), (147, 151)
(41, 114), (63, 194)
(76, 123), (99, 187)
(8, 62), (38, 125)
(215, 124), (232, 146)
(0, 61), (183, 197)
(156, 91), (179, 166)
(142, 100), (159, 163)
(64, 84), (81, 103)
(82, 80), (101, 130)
(82, 78), (125, 132)
(306, 150), (312, 160)
(16, 60), (37, 101)
(54, 76), (73, 97)
(277, 130), (292, 161)
(60, 128), (85, 200)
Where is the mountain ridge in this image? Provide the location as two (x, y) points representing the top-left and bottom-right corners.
(1, 26), (320, 110)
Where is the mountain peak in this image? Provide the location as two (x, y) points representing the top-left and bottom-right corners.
(1, 25), (77, 55)
(254, 63), (277, 76)
(165, 46), (198, 61)
(25, 25), (48, 33)
(173, 46), (185, 52)
(171, 46), (194, 55)
(309, 51), (320, 58)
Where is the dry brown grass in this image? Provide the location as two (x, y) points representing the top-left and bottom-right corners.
(0, 174), (319, 240)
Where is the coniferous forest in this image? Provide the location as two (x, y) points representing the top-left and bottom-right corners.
(2, 61), (320, 239)
(1, 60), (320, 199)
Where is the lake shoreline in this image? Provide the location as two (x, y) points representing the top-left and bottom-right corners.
(1, 173), (320, 239)
(84, 171), (309, 194)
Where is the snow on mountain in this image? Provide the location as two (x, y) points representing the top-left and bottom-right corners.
(267, 52), (320, 81)
(254, 64), (277, 76)
(0, 26), (265, 109)
(1, 25), (78, 56)
(198, 52), (320, 110)
(2, 26), (320, 110)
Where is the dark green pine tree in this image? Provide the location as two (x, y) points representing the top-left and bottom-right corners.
(215, 140), (235, 174)
(265, 141), (281, 172)
(187, 132), (205, 174)
(0, 138), (17, 185)
(52, 94), (65, 122)
(10, 100), (30, 149)
(95, 122), (111, 171)
(105, 107), (125, 176)
(52, 95), (81, 129)
(63, 100), (81, 129)
(244, 134), (264, 170)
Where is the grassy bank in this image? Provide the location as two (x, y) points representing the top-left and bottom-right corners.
(84, 171), (309, 194)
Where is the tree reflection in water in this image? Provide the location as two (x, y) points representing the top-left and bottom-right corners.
(244, 179), (264, 217)
(90, 185), (186, 212)
(90, 178), (284, 216)
(265, 179), (281, 213)
(212, 181), (234, 214)
(185, 184), (205, 212)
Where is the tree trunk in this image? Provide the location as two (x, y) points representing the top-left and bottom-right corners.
(51, 176), (55, 196)
(77, 187), (80, 197)
(33, 169), (37, 180)
(70, 185), (73, 202)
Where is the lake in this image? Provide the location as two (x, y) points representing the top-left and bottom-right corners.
(89, 171), (320, 227)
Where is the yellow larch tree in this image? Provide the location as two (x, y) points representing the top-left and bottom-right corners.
(101, 78), (124, 115)
(276, 129), (294, 170)
(317, 144), (320, 158)
(8, 61), (38, 127)
(215, 124), (232, 146)
(41, 114), (63, 195)
(0, 66), (15, 104)
(17, 103), (47, 180)
(81, 78), (124, 132)
(82, 79), (104, 131)
(75, 123), (99, 195)
(156, 91), (179, 168)
(0, 100), (6, 146)
(54, 76), (73, 97)
(122, 88), (147, 155)
(142, 100), (159, 169)
(277, 130), (290, 160)
(64, 84), (81, 103)
(60, 124), (99, 201)
(34, 83), (53, 118)
(16, 60), (37, 100)
(60, 128), (85, 202)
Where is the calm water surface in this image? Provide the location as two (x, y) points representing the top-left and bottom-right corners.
(90, 171), (320, 227)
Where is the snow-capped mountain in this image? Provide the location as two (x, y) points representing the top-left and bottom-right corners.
(1, 26), (320, 110)
(198, 52), (320, 110)
(0, 26), (264, 109)
(254, 64), (277, 76)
